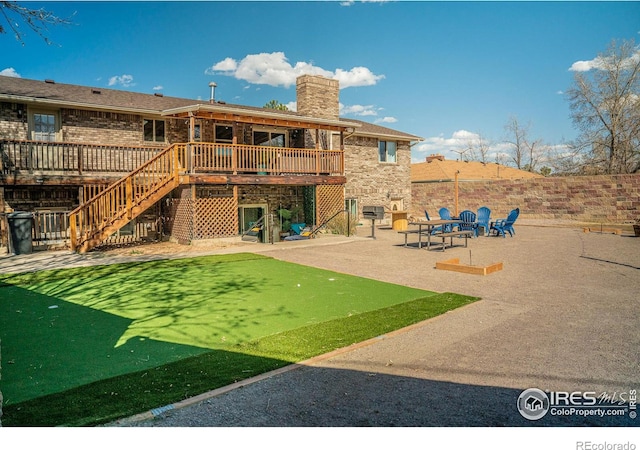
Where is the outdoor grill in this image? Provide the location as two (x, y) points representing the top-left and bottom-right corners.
(362, 206), (385, 220)
(362, 206), (385, 238)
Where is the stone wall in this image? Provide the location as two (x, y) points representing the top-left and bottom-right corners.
(345, 136), (412, 216)
(412, 173), (640, 223)
(296, 75), (340, 120)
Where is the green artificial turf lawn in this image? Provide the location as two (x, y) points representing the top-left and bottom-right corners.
(0, 253), (479, 426)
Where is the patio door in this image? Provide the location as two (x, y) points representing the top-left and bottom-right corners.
(239, 204), (268, 243)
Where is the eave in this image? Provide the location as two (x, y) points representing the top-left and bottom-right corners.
(0, 93), (162, 116)
(162, 104), (361, 132)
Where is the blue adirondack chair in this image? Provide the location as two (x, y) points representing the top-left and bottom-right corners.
(425, 210), (444, 234)
(438, 207), (454, 233)
(458, 210), (478, 237)
(490, 208), (520, 237)
(476, 206), (491, 237)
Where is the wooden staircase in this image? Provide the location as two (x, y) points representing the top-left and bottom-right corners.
(69, 144), (186, 253)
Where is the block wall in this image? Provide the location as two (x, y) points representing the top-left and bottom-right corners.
(412, 174), (640, 223)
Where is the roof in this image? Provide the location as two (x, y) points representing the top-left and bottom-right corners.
(0, 75), (356, 130)
(0, 76), (420, 140)
(0, 75), (196, 113)
(411, 156), (544, 182)
(345, 118), (423, 142)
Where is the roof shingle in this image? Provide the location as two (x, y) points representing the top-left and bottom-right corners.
(411, 156), (543, 182)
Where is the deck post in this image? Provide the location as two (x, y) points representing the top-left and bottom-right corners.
(69, 212), (77, 251)
(126, 177), (133, 220)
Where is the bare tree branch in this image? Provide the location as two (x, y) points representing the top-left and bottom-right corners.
(1, 1), (74, 45)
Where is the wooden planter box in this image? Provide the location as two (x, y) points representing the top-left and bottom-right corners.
(435, 258), (503, 276)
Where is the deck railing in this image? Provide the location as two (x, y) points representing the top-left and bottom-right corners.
(0, 211), (70, 251)
(1, 140), (344, 177)
(0, 139), (163, 174)
(187, 142), (344, 175)
(0, 210), (160, 253)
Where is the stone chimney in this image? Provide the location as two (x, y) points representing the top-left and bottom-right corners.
(296, 75), (339, 120)
(426, 154), (445, 163)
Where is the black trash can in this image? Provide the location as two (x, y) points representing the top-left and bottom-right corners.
(7, 211), (34, 255)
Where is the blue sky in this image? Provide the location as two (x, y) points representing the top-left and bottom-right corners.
(2, 1), (639, 163)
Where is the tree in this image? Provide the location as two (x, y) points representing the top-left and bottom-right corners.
(0, 1), (73, 45)
(565, 39), (640, 174)
(263, 100), (289, 111)
(463, 132), (492, 163)
(503, 116), (546, 172)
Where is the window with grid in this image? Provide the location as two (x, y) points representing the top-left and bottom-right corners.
(32, 113), (57, 141)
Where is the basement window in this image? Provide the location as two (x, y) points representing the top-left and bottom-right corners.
(143, 119), (165, 142)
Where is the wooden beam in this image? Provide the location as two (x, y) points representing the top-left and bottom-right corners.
(187, 174), (346, 186)
(168, 111), (348, 132)
(3, 175), (121, 185)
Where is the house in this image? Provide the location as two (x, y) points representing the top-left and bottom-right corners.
(411, 154), (544, 183)
(0, 74), (421, 252)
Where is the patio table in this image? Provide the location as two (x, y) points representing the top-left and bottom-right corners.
(405, 220), (461, 249)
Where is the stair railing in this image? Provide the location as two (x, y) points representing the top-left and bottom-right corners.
(69, 143), (186, 252)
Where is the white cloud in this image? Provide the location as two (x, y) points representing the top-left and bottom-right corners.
(569, 58), (606, 72)
(412, 130), (488, 162)
(334, 67), (385, 88)
(205, 52), (384, 89)
(1, 67), (21, 78)
(210, 57), (238, 72)
(569, 48), (640, 72)
(285, 101), (297, 111)
(341, 0), (392, 5)
(153, 85), (163, 91)
(340, 103), (379, 116)
(375, 116), (397, 124)
(108, 74), (135, 87)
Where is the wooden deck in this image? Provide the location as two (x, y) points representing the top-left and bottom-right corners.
(1, 139), (345, 183)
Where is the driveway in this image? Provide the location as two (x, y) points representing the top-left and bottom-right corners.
(3, 221), (639, 427)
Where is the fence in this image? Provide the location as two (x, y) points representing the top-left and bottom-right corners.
(0, 210), (160, 254)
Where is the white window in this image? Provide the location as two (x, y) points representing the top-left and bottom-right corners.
(143, 119), (165, 142)
(31, 112), (58, 141)
(378, 140), (397, 163)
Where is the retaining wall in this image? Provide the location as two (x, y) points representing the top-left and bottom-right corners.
(412, 174), (640, 223)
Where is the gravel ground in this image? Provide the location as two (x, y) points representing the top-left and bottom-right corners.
(2, 220), (639, 429)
